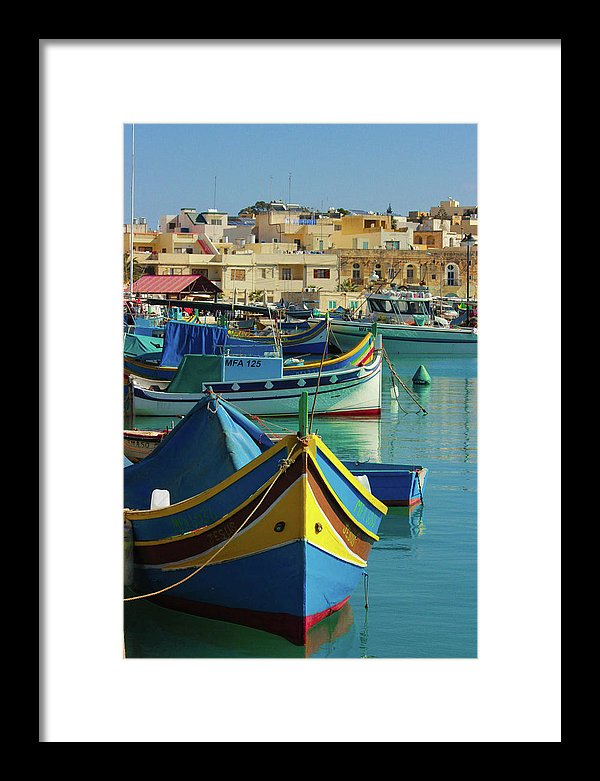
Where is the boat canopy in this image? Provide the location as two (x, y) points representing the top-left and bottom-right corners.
(123, 394), (273, 511)
(124, 332), (164, 357)
(159, 321), (229, 367)
(367, 296), (431, 317)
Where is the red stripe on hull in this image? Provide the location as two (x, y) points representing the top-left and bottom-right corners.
(304, 597), (351, 635)
(318, 408), (381, 417)
(141, 593), (351, 646)
(385, 496), (423, 507)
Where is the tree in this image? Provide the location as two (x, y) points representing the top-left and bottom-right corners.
(340, 279), (359, 292)
(238, 201), (271, 215)
(123, 253), (145, 288)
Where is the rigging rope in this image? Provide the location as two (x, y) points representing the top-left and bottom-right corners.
(124, 440), (302, 603)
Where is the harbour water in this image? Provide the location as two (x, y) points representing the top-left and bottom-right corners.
(123, 353), (477, 658)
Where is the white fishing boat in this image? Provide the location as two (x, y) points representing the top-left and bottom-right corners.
(318, 287), (477, 356)
(131, 343), (383, 418)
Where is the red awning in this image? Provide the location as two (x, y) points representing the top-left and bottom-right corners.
(133, 275), (221, 294)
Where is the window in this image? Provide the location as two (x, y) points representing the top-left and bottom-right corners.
(328, 300), (336, 309)
(352, 263), (360, 281)
(446, 265), (458, 286)
(407, 265), (415, 280)
(385, 241), (400, 250)
(350, 300), (358, 309)
(281, 268), (292, 280)
(186, 248), (193, 254)
(314, 269), (330, 279)
(168, 222), (176, 230)
(388, 267), (395, 279)
(362, 242), (369, 249)
(231, 269), (246, 281)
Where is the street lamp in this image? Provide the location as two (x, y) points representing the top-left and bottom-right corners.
(460, 233), (476, 326)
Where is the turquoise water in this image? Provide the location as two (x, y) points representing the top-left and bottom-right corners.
(124, 354), (477, 658)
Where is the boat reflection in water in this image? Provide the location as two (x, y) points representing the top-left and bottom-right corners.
(124, 595), (356, 659)
(376, 503), (424, 540)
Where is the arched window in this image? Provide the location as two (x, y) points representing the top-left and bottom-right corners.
(352, 262), (361, 280)
(406, 265), (415, 280)
(446, 264), (458, 286)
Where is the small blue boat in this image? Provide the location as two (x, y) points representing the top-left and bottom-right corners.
(341, 461), (428, 507)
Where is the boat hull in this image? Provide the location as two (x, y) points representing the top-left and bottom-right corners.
(126, 436), (387, 645)
(132, 356), (383, 418)
(324, 319), (477, 356)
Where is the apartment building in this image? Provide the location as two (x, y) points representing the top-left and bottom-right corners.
(124, 201), (477, 302)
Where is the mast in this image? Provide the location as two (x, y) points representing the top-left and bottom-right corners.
(129, 124), (135, 296)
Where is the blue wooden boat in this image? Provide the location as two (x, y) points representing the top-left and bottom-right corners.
(126, 330), (376, 387)
(340, 461), (428, 507)
(227, 317), (328, 355)
(124, 319), (330, 383)
(124, 392), (387, 645)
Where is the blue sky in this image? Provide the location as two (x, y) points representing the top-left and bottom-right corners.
(123, 123), (477, 228)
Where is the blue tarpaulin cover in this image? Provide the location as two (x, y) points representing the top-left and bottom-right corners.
(159, 321), (229, 367)
(123, 394), (273, 510)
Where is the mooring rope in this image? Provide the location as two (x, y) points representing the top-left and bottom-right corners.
(415, 469), (425, 506)
(204, 392), (298, 439)
(382, 347), (428, 415)
(123, 440), (302, 603)
(309, 318), (331, 433)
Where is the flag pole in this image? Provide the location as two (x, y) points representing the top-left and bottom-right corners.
(129, 123), (135, 295)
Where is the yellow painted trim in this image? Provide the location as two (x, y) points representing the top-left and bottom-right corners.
(304, 480), (368, 566)
(161, 475), (309, 568)
(125, 434), (300, 521)
(159, 471), (368, 570)
(313, 438), (387, 514)
(124, 357), (177, 371)
(286, 334), (372, 371)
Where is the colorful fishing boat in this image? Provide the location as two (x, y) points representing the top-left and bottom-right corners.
(227, 316), (329, 355)
(124, 318), (330, 383)
(124, 425), (428, 507)
(124, 392), (387, 645)
(131, 348), (383, 418)
(124, 423), (176, 463)
(127, 330), (377, 390)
